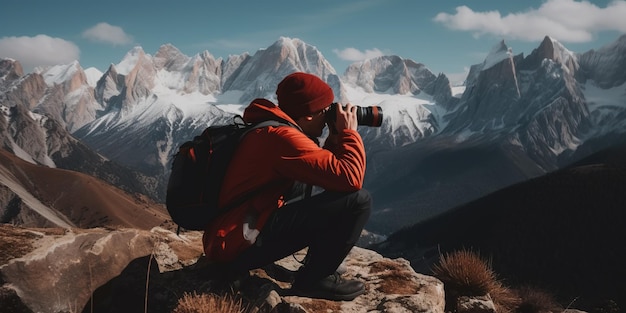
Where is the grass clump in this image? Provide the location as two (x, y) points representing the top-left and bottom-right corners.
(172, 292), (246, 313)
(515, 286), (563, 313)
(432, 249), (495, 296)
(432, 249), (520, 313)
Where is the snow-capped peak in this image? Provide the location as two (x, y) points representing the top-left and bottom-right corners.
(116, 46), (148, 75)
(84, 67), (103, 87)
(546, 36), (577, 65)
(41, 61), (80, 86)
(482, 40), (513, 71)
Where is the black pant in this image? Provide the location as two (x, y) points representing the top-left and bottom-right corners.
(231, 189), (371, 284)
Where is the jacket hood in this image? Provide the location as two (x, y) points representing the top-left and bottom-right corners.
(243, 98), (298, 125)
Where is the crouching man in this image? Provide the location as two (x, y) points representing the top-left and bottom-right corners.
(203, 72), (371, 301)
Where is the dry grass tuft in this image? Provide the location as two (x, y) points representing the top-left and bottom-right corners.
(432, 249), (496, 296)
(489, 281), (521, 313)
(515, 286), (563, 313)
(432, 249), (521, 313)
(172, 292), (246, 313)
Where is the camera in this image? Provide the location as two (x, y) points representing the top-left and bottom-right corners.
(325, 103), (383, 127)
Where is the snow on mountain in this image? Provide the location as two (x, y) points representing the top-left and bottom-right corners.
(549, 37), (577, 68)
(224, 37), (340, 103)
(84, 67), (103, 87)
(36, 62), (104, 132)
(116, 46), (146, 76)
(153, 44), (222, 95)
(69, 37), (448, 208)
(3, 35), (626, 235)
(343, 84), (441, 148)
(38, 61), (80, 86)
(344, 55), (437, 95)
(482, 40), (514, 71)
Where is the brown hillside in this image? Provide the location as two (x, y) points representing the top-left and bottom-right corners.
(0, 150), (170, 229)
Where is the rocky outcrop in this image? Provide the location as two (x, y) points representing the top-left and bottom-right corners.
(36, 61), (103, 132)
(0, 59), (24, 83)
(153, 44), (222, 95)
(0, 224), (445, 313)
(0, 68), (46, 112)
(442, 37), (591, 171)
(344, 55), (437, 95)
(273, 248), (444, 313)
(0, 225), (203, 313)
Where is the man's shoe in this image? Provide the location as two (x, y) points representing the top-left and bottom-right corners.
(290, 272), (365, 301)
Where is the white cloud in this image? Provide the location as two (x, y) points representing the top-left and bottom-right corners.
(0, 35), (80, 72)
(333, 47), (385, 62)
(82, 22), (133, 45)
(433, 0), (626, 43)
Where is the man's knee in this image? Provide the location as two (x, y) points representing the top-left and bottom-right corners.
(349, 189), (372, 214)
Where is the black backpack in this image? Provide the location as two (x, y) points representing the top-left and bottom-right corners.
(166, 115), (292, 231)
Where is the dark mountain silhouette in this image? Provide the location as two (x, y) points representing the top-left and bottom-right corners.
(373, 142), (626, 310)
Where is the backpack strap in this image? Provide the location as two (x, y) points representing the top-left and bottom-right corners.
(248, 118), (301, 133)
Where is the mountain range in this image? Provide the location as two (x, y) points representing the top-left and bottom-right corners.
(1, 35), (625, 238)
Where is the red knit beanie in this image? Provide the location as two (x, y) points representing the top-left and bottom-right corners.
(276, 72), (335, 119)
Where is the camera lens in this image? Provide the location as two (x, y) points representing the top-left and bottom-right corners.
(326, 103), (383, 127)
(356, 106), (383, 127)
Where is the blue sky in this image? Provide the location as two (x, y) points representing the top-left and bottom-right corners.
(1, 0), (625, 85)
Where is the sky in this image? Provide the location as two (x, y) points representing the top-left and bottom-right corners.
(1, 0), (625, 85)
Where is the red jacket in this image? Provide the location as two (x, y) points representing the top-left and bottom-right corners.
(202, 98), (366, 262)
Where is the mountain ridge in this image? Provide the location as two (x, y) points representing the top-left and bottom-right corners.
(372, 141), (626, 309)
(0, 149), (169, 229)
(2, 34), (626, 235)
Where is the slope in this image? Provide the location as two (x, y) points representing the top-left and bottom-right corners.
(374, 143), (626, 309)
(0, 150), (170, 229)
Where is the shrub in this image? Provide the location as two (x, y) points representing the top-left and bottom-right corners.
(172, 292), (246, 313)
(432, 249), (520, 313)
(432, 249), (496, 296)
(515, 286), (563, 313)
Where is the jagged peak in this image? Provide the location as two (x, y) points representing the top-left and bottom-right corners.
(154, 44), (191, 71)
(482, 40), (513, 71)
(156, 43), (185, 58)
(536, 35), (577, 65)
(198, 50), (216, 60)
(350, 55), (425, 69)
(116, 46), (149, 75)
(158, 43), (178, 50)
(40, 60), (82, 86)
(270, 37), (318, 55)
(0, 58), (24, 80)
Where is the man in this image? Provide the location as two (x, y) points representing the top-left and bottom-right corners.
(202, 72), (371, 301)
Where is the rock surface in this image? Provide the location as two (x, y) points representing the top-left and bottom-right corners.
(0, 224), (445, 313)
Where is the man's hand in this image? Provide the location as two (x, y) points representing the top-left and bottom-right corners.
(334, 103), (358, 131)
